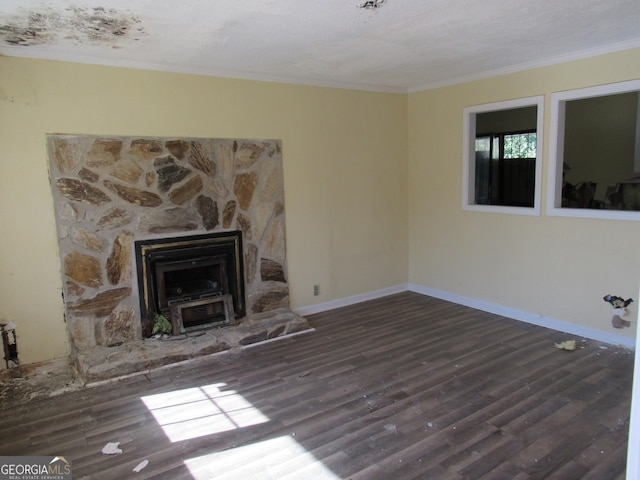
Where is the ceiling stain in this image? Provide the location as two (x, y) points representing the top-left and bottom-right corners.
(359, 0), (387, 10)
(0, 5), (145, 47)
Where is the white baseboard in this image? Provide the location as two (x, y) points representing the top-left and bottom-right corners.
(408, 283), (635, 348)
(294, 284), (409, 316)
(295, 282), (634, 348)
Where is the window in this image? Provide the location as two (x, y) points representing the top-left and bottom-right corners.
(474, 130), (537, 207)
(547, 79), (640, 220)
(463, 96), (544, 215)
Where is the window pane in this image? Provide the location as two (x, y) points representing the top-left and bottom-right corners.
(561, 92), (639, 211)
(474, 136), (491, 204)
(474, 131), (536, 207)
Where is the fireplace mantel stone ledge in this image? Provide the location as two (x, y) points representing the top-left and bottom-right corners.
(74, 308), (313, 382)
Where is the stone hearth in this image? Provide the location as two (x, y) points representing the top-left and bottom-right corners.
(47, 135), (310, 380)
(76, 308), (311, 382)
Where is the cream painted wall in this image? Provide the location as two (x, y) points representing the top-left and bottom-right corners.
(0, 57), (408, 364)
(5, 47), (639, 366)
(408, 48), (640, 341)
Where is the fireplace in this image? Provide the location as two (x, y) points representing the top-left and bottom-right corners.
(135, 231), (246, 337)
(47, 135), (310, 381)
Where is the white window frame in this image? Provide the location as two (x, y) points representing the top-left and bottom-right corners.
(462, 96), (544, 216)
(547, 79), (640, 221)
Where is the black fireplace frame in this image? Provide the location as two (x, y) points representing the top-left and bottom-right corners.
(135, 231), (246, 337)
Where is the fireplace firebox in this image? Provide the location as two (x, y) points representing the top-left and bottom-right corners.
(135, 231), (246, 337)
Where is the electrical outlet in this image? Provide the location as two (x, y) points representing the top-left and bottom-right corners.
(313, 284), (320, 296)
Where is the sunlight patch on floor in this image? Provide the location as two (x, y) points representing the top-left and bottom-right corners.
(184, 435), (341, 479)
(141, 382), (270, 443)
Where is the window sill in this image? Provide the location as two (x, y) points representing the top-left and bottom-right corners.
(463, 204), (541, 216)
(546, 205), (640, 221)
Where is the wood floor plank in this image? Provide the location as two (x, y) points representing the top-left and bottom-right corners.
(0, 292), (633, 479)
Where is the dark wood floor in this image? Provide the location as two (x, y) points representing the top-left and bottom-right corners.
(0, 292), (634, 479)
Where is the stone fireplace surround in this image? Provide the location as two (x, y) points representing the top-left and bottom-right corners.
(48, 135), (311, 381)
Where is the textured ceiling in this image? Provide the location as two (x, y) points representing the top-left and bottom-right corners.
(1, 0), (640, 93)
